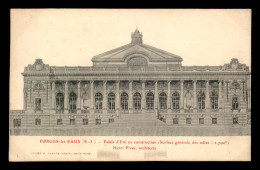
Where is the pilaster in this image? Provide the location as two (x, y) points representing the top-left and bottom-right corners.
(180, 80), (184, 113)
(64, 81), (68, 114)
(103, 80), (107, 114)
(129, 80), (133, 114)
(141, 80), (146, 113)
(77, 81), (81, 114)
(167, 80), (171, 114)
(193, 80), (197, 113)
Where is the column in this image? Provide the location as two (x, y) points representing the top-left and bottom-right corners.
(141, 80), (146, 113)
(23, 80), (27, 110)
(77, 81), (81, 113)
(90, 80), (94, 114)
(167, 80), (171, 113)
(103, 80), (107, 114)
(64, 81), (68, 113)
(239, 80), (247, 112)
(247, 78), (251, 110)
(48, 81), (51, 107)
(218, 80), (222, 111)
(116, 80), (120, 115)
(129, 80), (133, 114)
(180, 80), (184, 113)
(205, 80), (210, 112)
(224, 80), (231, 112)
(51, 81), (55, 113)
(154, 80), (158, 110)
(193, 80), (197, 112)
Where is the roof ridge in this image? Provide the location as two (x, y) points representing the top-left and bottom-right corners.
(142, 44), (182, 60)
(104, 44), (136, 60)
(93, 44), (131, 59)
(139, 44), (169, 59)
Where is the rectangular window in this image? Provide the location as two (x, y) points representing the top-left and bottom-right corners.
(212, 118), (217, 124)
(35, 98), (41, 111)
(96, 119), (101, 125)
(199, 118), (204, 124)
(232, 97), (239, 110)
(233, 117), (238, 124)
(83, 119), (88, 125)
(186, 118), (191, 124)
(173, 118), (179, 124)
(109, 118), (114, 123)
(57, 119), (63, 125)
(14, 119), (21, 128)
(35, 119), (41, 125)
(70, 119), (75, 125)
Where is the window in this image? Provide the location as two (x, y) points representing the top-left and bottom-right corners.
(133, 92), (141, 110)
(198, 91), (205, 109)
(233, 117), (238, 124)
(83, 119), (88, 125)
(212, 118), (217, 124)
(57, 119), (63, 125)
(108, 92), (115, 110)
(199, 118), (204, 124)
(159, 92), (167, 109)
(96, 119), (101, 125)
(95, 93), (103, 110)
(121, 92), (128, 110)
(109, 118), (114, 123)
(186, 118), (191, 124)
(69, 92), (77, 113)
(35, 119), (41, 125)
(14, 119), (21, 128)
(232, 96), (239, 110)
(70, 119), (75, 125)
(173, 118), (179, 124)
(35, 98), (41, 111)
(56, 93), (64, 113)
(172, 92), (180, 109)
(210, 90), (218, 109)
(146, 92), (154, 110)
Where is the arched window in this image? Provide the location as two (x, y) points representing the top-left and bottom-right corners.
(121, 92), (128, 110)
(210, 90), (218, 109)
(95, 93), (103, 110)
(69, 92), (77, 113)
(232, 95), (239, 110)
(133, 92), (141, 110)
(56, 92), (64, 113)
(159, 92), (167, 109)
(198, 91), (205, 109)
(172, 92), (180, 109)
(146, 92), (154, 110)
(108, 92), (115, 110)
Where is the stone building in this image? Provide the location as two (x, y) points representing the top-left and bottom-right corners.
(10, 29), (251, 128)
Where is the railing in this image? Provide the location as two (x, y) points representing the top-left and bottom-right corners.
(159, 109), (167, 113)
(10, 110), (25, 114)
(107, 109), (116, 113)
(185, 109), (193, 113)
(94, 109), (103, 114)
(69, 110), (77, 113)
(232, 109), (240, 113)
(197, 109), (206, 113)
(25, 65), (237, 75)
(56, 109), (64, 114)
(210, 109), (219, 112)
(172, 109), (180, 113)
(121, 110), (129, 114)
(81, 110), (90, 114)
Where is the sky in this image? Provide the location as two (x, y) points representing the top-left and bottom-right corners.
(10, 9), (251, 110)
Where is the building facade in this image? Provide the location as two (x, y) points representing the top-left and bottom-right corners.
(10, 29), (251, 128)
